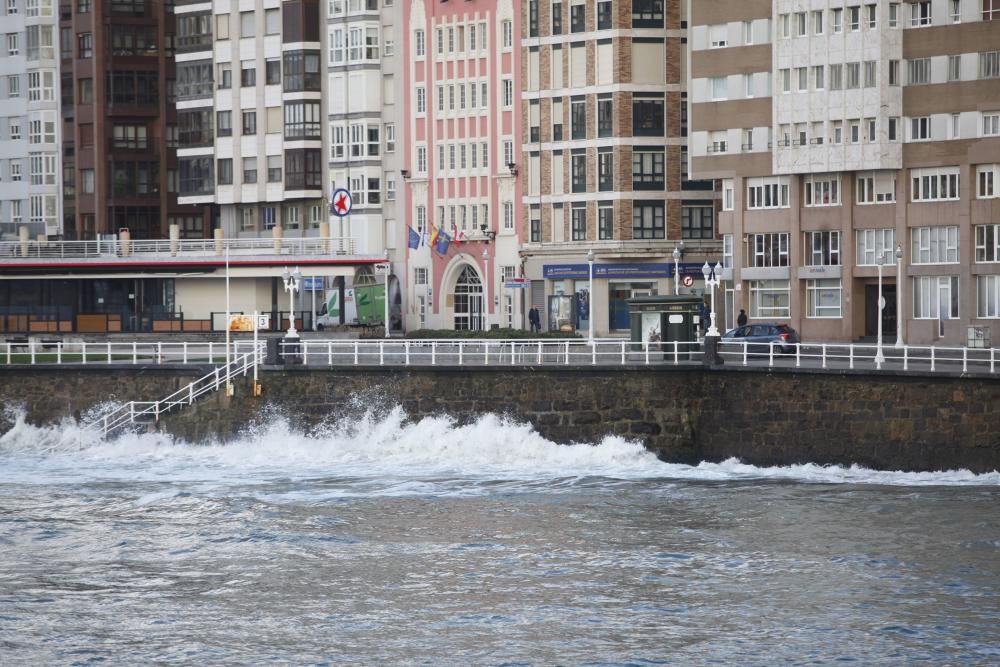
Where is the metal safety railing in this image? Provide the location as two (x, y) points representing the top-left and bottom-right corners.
(83, 345), (265, 438)
(1, 339), (264, 365)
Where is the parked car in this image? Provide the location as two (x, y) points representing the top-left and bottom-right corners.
(720, 323), (800, 354)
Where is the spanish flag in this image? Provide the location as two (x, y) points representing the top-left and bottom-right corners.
(429, 222), (439, 249)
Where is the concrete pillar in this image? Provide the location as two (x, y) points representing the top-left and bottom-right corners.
(273, 225), (283, 254)
(319, 221), (330, 254)
(214, 227), (224, 256)
(18, 225), (29, 257)
(119, 229), (131, 257)
(169, 224), (180, 256)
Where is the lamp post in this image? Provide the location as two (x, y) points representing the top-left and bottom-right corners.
(895, 243), (904, 348)
(482, 247), (490, 331)
(224, 246), (232, 396)
(281, 266), (302, 338)
(702, 261), (722, 337)
(672, 241), (685, 295)
(875, 251), (887, 367)
(586, 249), (594, 344)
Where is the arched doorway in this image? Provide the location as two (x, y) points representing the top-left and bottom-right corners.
(453, 265), (484, 331)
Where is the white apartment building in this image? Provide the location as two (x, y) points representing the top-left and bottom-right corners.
(0, 0), (61, 239)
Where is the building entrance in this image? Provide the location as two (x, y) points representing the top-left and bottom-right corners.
(453, 265), (485, 331)
(864, 284), (897, 338)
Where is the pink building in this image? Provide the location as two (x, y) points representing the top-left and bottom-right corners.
(403, 0), (522, 331)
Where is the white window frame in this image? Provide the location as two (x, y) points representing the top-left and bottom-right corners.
(749, 279), (791, 318)
(746, 177), (790, 210)
(977, 164), (999, 199)
(975, 224), (1000, 262)
(803, 175), (841, 207)
(911, 167), (960, 202)
(856, 171), (897, 204)
(806, 279), (842, 318)
(856, 229), (896, 266)
(805, 231), (841, 266)
(977, 275), (1000, 318)
(911, 225), (960, 264)
(913, 276), (959, 320)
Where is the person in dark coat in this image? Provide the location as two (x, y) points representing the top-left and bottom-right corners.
(528, 307), (541, 333)
(737, 309), (748, 327)
(698, 301), (710, 334)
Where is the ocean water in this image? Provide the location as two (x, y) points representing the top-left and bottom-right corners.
(1, 407), (999, 665)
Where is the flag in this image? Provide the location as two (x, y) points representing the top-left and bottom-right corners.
(429, 223), (439, 249)
(407, 226), (420, 250)
(435, 229), (451, 255)
(452, 225), (462, 246)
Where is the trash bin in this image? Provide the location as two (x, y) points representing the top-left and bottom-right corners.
(627, 295), (702, 360)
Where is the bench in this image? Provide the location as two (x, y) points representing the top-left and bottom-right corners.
(6, 337), (29, 351)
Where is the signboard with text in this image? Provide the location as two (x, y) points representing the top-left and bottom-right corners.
(543, 262), (705, 280)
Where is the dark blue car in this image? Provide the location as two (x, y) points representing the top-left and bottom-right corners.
(721, 323), (800, 354)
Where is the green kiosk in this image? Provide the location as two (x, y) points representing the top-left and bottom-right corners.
(626, 295), (703, 360)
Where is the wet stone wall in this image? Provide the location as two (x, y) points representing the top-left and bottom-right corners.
(1, 366), (998, 473)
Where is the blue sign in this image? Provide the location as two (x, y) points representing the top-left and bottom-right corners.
(543, 262), (707, 280)
(302, 277), (324, 291)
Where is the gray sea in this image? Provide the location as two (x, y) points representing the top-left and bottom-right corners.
(1, 408), (999, 665)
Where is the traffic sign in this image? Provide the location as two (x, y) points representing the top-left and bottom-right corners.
(504, 278), (529, 289)
(682, 274), (694, 287)
(331, 188), (353, 217)
(374, 262), (391, 275)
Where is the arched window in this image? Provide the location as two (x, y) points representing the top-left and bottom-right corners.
(453, 265), (484, 331)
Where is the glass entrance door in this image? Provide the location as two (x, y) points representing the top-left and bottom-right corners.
(453, 265), (484, 331)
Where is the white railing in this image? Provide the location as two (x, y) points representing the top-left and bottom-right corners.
(84, 345), (265, 437)
(0, 236), (376, 261)
(4, 337), (999, 376)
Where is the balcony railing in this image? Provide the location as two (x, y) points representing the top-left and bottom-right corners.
(0, 237), (374, 264)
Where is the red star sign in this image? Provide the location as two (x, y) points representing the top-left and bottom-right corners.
(334, 192), (350, 215)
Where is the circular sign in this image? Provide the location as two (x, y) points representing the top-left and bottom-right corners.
(682, 274), (694, 287)
(331, 188), (353, 217)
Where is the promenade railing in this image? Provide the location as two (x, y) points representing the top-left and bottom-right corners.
(3, 338), (1000, 376)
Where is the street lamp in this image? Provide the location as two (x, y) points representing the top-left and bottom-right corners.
(672, 241), (685, 295)
(702, 261), (722, 337)
(875, 250), (888, 367)
(895, 243), (904, 349)
(282, 266), (302, 338)
(586, 249), (595, 343)
(482, 247), (490, 331)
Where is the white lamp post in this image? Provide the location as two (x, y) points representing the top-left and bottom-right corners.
(482, 247), (490, 331)
(586, 249), (595, 343)
(702, 261), (722, 337)
(895, 243), (904, 349)
(875, 251), (887, 367)
(281, 266), (302, 338)
(672, 241), (685, 295)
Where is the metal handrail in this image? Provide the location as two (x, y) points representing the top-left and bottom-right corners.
(0, 236), (378, 261)
(84, 344), (264, 437)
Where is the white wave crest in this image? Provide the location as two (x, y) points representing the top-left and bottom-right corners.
(0, 406), (997, 488)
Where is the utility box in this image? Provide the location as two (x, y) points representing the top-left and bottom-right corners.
(627, 295), (703, 359)
(967, 325), (991, 348)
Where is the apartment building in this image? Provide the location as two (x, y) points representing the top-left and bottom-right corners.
(58, 0), (206, 240)
(0, 0), (62, 239)
(402, 0), (522, 331)
(689, 0), (1000, 345)
(519, 0), (720, 336)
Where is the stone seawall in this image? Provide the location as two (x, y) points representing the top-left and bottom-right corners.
(1, 366), (998, 473)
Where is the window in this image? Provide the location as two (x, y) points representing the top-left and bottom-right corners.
(749, 233), (789, 267)
(632, 149), (664, 190)
(806, 231), (841, 266)
(7, 32), (18, 56)
(911, 167), (960, 202)
(242, 110), (256, 135)
(416, 86), (425, 113)
(284, 101), (321, 139)
(571, 204), (587, 241)
(813, 65), (825, 90)
(267, 155), (281, 182)
(977, 275), (1000, 317)
(750, 280), (791, 318)
(983, 112), (1000, 137)
(914, 276), (959, 319)
(571, 152), (586, 192)
(266, 59), (281, 85)
(746, 177), (790, 209)
(911, 1), (931, 25)
(888, 60), (900, 86)
(908, 58), (930, 84)
(866, 3), (878, 27)
(722, 180), (735, 211)
(217, 158), (233, 185)
(951, 0), (962, 21)
(780, 13), (790, 38)
(240, 11), (254, 38)
(265, 8), (280, 34)
(284, 149), (322, 189)
(711, 76), (729, 100)
(597, 95), (612, 137)
(597, 0), (611, 29)
(976, 225), (1000, 261)
(633, 201), (665, 239)
(415, 29), (424, 57)
(912, 226), (959, 263)
(681, 206), (714, 240)
(910, 116), (931, 141)
(857, 171), (897, 204)
(571, 99), (586, 139)
(597, 149), (614, 191)
(829, 64), (842, 90)
(502, 79), (512, 108)
(632, 0), (664, 28)
(857, 229), (896, 266)
(804, 175), (841, 207)
(795, 11), (807, 36)
(981, 51), (1000, 79)
(848, 5), (860, 30)
(112, 124), (148, 148)
(864, 60), (877, 87)
(986, 0), (1000, 19)
(282, 50), (321, 92)
(807, 280), (842, 318)
(81, 168), (94, 193)
(77, 32), (92, 57)
(948, 55), (962, 82)
(416, 145), (427, 173)
(632, 96), (664, 136)
(846, 62), (860, 88)
(218, 65), (232, 89)
(978, 164), (1000, 198)
(217, 111), (232, 137)
(710, 24), (728, 48)
(812, 10), (823, 34)
(243, 157), (257, 183)
(833, 7), (843, 32)
(501, 19), (512, 48)
(796, 68), (807, 92)
(889, 2), (900, 25)
(598, 203), (614, 240)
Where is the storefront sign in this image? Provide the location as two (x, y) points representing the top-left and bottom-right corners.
(544, 262), (693, 280)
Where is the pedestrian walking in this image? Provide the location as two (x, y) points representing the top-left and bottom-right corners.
(737, 309), (748, 327)
(528, 307), (541, 333)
